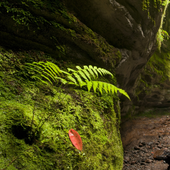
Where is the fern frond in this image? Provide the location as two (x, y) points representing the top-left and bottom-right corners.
(76, 66), (82, 70)
(46, 62), (61, 76)
(117, 89), (130, 100)
(92, 81), (98, 93)
(55, 77), (68, 85)
(73, 73), (86, 87)
(86, 81), (93, 92)
(77, 70), (89, 81)
(98, 81), (103, 94)
(26, 61), (130, 100)
(85, 81), (130, 99)
(107, 83), (111, 93)
(67, 75), (78, 85)
(98, 68), (113, 78)
(67, 68), (76, 73)
(92, 66), (99, 77)
(82, 69), (91, 80)
(31, 76), (49, 85)
(26, 61), (61, 84)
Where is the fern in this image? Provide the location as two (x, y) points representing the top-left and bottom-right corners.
(25, 61), (130, 100)
(26, 61), (61, 84)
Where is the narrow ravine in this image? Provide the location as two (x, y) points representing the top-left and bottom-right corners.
(121, 108), (170, 170)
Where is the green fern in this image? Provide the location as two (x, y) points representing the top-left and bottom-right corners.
(26, 61), (61, 84)
(85, 81), (130, 100)
(25, 61), (130, 100)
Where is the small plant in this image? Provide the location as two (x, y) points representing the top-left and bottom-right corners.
(26, 61), (130, 99)
(157, 29), (170, 50)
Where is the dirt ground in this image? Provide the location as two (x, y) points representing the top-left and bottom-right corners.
(121, 110), (170, 170)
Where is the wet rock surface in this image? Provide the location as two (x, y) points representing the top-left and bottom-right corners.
(121, 115), (170, 170)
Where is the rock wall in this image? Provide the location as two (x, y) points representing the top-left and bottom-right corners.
(133, 4), (170, 113)
(0, 0), (168, 114)
(64, 0), (166, 114)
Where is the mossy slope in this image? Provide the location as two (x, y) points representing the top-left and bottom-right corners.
(0, 47), (123, 170)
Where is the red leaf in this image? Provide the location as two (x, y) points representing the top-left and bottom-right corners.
(69, 129), (83, 151)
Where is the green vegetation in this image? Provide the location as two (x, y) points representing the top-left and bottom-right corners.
(142, 0), (170, 50)
(135, 49), (170, 102)
(0, 47), (124, 170)
(135, 108), (170, 118)
(25, 61), (130, 99)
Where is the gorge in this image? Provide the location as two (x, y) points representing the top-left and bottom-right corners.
(0, 0), (170, 169)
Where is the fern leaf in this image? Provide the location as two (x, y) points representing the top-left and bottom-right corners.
(98, 81), (103, 94)
(43, 63), (58, 80)
(61, 70), (70, 75)
(67, 68), (76, 73)
(77, 70), (89, 81)
(55, 77), (68, 85)
(110, 84), (117, 95)
(82, 69), (91, 80)
(31, 76), (49, 85)
(76, 66), (82, 70)
(107, 83), (111, 93)
(73, 73), (85, 87)
(103, 82), (108, 93)
(67, 75), (78, 85)
(98, 68), (113, 78)
(83, 65), (88, 70)
(33, 73), (53, 84)
(86, 81), (93, 92)
(27, 62), (58, 83)
(46, 62), (61, 76)
(81, 65), (95, 78)
(92, 66), (99, 77)
(117, 89), (131, 100)
(92, 81), (98, 93)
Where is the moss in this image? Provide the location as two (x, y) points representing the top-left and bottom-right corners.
(135, 49), (170, 102)
(0, 47), (123, 170)
(0, 0), (121, 69)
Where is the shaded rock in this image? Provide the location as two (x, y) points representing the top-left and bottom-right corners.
(153, 149), (170, 160)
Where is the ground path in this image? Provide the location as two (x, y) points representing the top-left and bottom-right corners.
(121, 108), (170, 170)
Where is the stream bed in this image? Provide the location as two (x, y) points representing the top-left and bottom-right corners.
(121, 111), (170, 170)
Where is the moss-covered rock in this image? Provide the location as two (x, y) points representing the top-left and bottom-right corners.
(0, 47), (123, 170)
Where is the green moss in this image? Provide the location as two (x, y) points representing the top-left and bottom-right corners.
(135, 49), (170, 101)
(0, 47), (123, 170)
(0, 0), (121, 68)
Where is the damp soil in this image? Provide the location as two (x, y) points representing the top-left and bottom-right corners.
(121, 109), (170, 170)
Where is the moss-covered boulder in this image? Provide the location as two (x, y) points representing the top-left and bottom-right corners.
(0, 48), (123, 170)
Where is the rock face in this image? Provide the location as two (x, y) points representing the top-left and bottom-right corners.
(0, 0), (167, 114)
(133, 4), (170, 113)
(65, 0), (165, 113)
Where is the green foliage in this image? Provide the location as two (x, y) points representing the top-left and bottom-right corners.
(26, 61), (130, 100)
(156, 0), (170, 50)
(135, 50), (170, 102)
(157, 28), (170, 51)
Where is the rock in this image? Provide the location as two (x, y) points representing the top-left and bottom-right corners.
(139, 143), (143, 147)
(153, 149), (170, 160)
(64, 0), (165, 115)
(145, 159), (152, 163)
(140, 162), (145, 165)
(124, 156), (130, 162)
(134, 146), (140, 150)
(130, 160), (136, 165)
(157, 144), (163, 148)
